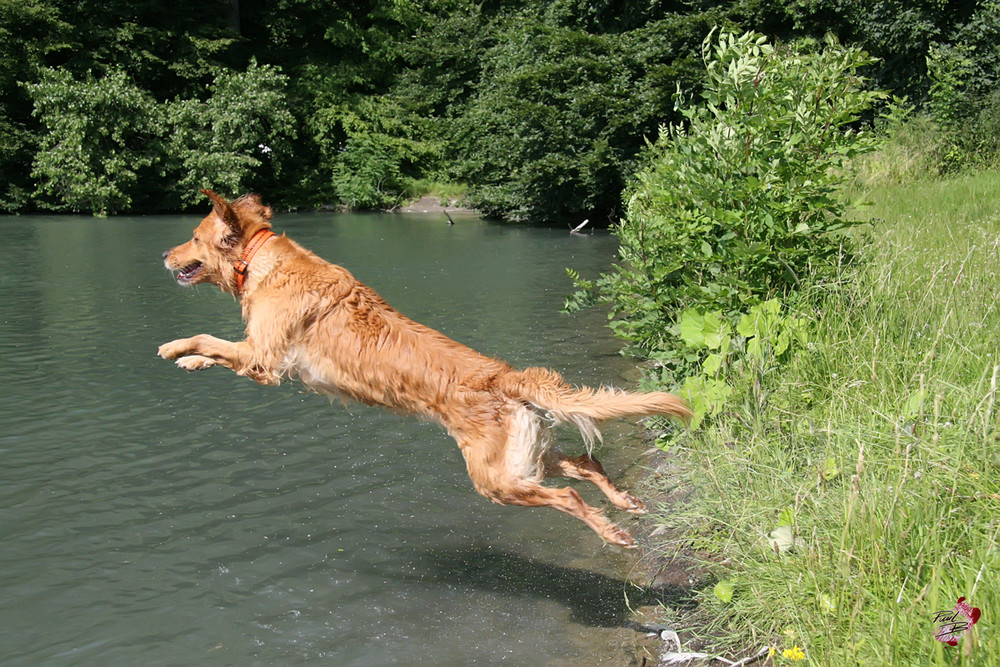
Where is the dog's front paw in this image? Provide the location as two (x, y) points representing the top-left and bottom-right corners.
(158, 339), (190, 360)
(176, 355), (216, 372)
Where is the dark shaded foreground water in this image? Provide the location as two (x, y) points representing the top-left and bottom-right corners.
(0, 212), (671, 665)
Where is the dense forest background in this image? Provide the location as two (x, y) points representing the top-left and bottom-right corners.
(2, 0), (998, 221)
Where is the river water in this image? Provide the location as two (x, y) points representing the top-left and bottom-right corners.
(0, 212), (655, 665)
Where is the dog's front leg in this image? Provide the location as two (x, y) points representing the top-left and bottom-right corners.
(159, 334), (282, 385)
(158, 334), (256, 376)
(174, 354), (218, 372)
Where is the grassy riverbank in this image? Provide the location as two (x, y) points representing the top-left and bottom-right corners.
(646, 168), (1000, 664)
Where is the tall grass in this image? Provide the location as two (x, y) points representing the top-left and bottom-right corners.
(850, 114), (946, 186)
(649, 169), (1000, 664)
(402, 179), (468, 206)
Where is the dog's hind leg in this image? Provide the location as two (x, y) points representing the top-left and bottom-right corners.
(454, 410), (637, 548)
(542, 452), (647, 514)
(510, 483), (638, 548)
(480, 476), (638, 548)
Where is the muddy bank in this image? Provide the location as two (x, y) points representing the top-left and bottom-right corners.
(612, 448), (713, 665)
(394, 195), (475, 214)
(556, 437), (712, 666)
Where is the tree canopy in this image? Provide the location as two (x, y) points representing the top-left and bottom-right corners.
(2, 0), (998, 220)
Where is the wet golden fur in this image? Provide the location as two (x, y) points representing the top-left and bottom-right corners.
(158, 190), (690, 547)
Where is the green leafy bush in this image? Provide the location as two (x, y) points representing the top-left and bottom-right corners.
(673, 300), (809, 429)
(0, 0), (72, 211)
(312, 96), (441, 210)
(925, 26), (1000, 172)
(28, 68), (157, 215)
(27, 61), (296, 214)
(450, 11), (715, 224)
(161, 61), (297, 208)
(568, 30), (884, 357)
(455, 24), (634, 223)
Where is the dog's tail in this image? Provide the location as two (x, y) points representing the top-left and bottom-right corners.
(499, 367), (691, 450)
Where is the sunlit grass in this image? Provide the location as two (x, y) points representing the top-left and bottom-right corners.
(649, 168), (1000, 665)
(849, 114), (945, 187)
(402, 179), (468, 206)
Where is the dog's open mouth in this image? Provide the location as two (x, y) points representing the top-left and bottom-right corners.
(177, 261), (204, 284)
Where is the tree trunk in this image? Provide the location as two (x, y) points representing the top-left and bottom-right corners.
(219, 0), (240, 34)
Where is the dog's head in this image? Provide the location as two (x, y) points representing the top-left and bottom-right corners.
(163, 189), (273, 294)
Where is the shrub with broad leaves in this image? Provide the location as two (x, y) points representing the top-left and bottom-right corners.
(568, 30), (884, 358)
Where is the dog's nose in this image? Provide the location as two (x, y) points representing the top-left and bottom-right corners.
(162, 250), (170, 260)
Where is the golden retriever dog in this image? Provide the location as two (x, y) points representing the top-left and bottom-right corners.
(158, 190), (690, 547)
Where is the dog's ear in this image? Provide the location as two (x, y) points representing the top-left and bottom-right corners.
(234, 193), (274, 223)
(201, 189), (243, 236)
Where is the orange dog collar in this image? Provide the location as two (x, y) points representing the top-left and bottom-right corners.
(233, 229), (276, 293)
